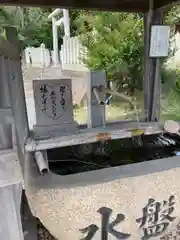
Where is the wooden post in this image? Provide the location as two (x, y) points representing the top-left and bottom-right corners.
(0, 56), (12, 149)
(5, 27), (30, 164)
(143, 4), (164, 121)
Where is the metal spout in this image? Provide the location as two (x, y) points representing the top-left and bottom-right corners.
(34, 151), (49, 175)
(93, 87), (104, 105)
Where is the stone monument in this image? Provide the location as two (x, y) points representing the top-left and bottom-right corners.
(33, 79), (77, 139)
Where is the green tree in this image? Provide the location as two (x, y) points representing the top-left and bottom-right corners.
(74, 9), (180, 94)
(0, 6), (55, 48)
(75, 12), (144, 94)
(20, 7), (54, 48)
(165, 5), (180, 25)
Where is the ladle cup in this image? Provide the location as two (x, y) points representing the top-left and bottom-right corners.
(164, 120), (180, 136)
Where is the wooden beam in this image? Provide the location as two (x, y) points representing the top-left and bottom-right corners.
(143, 8), (164, 121)
(5, 27), (30, 166)
(155, 0), (180, 10)
(0, 39), (19, 60)
(0, 0), (179, 12)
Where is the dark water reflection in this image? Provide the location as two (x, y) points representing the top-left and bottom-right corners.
(47, 133), (180, 175)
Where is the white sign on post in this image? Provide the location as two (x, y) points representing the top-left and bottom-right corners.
(149, 25), (170, 57)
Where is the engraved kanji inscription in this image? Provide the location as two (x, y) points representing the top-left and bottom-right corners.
(136, 196), (176, 240)
(80, 207), (131, 240)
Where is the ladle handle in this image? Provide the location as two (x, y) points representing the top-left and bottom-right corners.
(102, 87), (134, 103)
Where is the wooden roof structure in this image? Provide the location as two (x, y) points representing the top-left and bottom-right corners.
(1, 0), (180, 12)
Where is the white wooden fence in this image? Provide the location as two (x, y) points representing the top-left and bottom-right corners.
(60, 36), (88, 71)
(25, 43), (51, 68)
(24, 36), (88, 71)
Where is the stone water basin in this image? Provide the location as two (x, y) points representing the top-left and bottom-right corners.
(25, 134), (180, 240)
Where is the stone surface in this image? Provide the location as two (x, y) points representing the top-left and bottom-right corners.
(33, 79), (74, 126)
(33, 122), (78, 140)
(25, 156), (180, 240)
(0, 151), (23, 187)
(23, 66), (87, 105)
(0, 183), (24, 240)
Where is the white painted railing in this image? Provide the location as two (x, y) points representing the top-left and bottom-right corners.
(24, 36), (88, 71)
(25, 43), (51, 68)
(60, 36), (88, 71)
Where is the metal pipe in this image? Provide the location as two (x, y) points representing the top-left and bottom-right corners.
(105, 84), (120, 105)
(101, 86), (140, 122)
(93, 87), (104, 105)
(34, 151), (49, 175)
(102, 87), (135, 104)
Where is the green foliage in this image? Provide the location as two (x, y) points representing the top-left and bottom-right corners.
(75, 12), (144, 92)
(69, 10), (86, 37)
(162, 5), (180, 119)
(0, 6), (56, 48)
(163, 89), (180, 120)
(165, 5), (180, 25)
(174, 68), (180, 92)
(0, 7), (87, 49)
(161, 67), (176, 85)
(161, 68), (180, 120)
(19, 8), (53, 48)
(73, 7), (180, 94)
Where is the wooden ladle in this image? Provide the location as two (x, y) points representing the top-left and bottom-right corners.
(164, 120), (180, 135)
